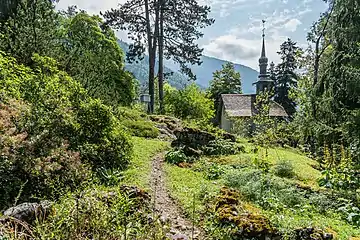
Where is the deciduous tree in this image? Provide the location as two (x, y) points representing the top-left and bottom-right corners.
(208, 62), (242, 124)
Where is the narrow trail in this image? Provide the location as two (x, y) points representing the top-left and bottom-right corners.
(150, 153), (204, 240)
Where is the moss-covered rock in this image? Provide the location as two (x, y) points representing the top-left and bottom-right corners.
(212, 187), (279, 240)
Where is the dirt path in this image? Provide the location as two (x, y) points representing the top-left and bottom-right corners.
(150, 153), (204, 240)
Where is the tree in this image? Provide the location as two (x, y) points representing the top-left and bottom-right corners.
(306, 0), (335, 118)
(0, 0), (59, 65)
(208, 62), (242, 124)
(164, 83), (214, 122)
(102, 0), (214, 113)
(0, 0), (20, 20)
(57, 10), (137, 106)
(293, 0), (360, 164)
(274, 38), (300, 117)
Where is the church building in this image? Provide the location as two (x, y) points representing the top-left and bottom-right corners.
(218, 25), (288, 132)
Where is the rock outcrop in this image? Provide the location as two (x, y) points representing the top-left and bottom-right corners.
(2, 201), (53, 225)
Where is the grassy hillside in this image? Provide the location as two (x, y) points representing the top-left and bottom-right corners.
(165, 140), (360, 239)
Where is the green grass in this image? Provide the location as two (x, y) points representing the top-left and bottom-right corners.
(266, 208), (360, 240)
(165, 139), (360, 239)
(164, 163), (222, 218)
(218, 141), (322, 188)
(122, 137), (170, 190)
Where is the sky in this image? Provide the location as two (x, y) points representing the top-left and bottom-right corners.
(56, 0), (328, 70)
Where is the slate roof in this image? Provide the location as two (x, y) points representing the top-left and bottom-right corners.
(221, 94), (288, 117)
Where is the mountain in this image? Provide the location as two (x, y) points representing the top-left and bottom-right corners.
(118, 40), (189, 90)
(118, 40), (258, 93)
(190, 56), (258, 93)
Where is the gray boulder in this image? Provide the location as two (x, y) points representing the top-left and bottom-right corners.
(3, 200), (53, 224)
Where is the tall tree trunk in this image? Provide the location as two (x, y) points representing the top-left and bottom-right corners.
(145, 0), (155, 113)
(158, 0), (164, 114)
(148, 0), (160, 113)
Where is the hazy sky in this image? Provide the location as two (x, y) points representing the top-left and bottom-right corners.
(56, 0), (327, 70)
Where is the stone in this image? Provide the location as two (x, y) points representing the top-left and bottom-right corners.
(171, 127), (216, 150)
(171, 233), (188, 240)
(3, 200), (53, 224)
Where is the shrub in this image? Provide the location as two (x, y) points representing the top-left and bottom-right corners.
(122, 120), (159, 138)
(204, 163), (225, 180)
(203, 139), (244, 156)
(0, 53), (133, 207)
(115, 106), (159, 138)
(164, 83), (214, 122)
(0, 100), (92, 209)
(273, 160), (295, 178)
(76, 100), (133, 170)
(165, 149), (188, 165)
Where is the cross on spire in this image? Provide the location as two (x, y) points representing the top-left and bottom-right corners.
(262, 19), (266, 38)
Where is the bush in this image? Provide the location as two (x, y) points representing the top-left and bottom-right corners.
(204, 163), (225, 180)
(164, 83), (214, 122)
(203, 139), (244, 156)
(0, 53), (133, 208)
(273, 160), (295, 178)
(165, 149), (188, 165)
(122, 120), (159, 138)
(0, 100), (92, 209)
(115, 106), (159, 138)
(76, 100), (133, 170)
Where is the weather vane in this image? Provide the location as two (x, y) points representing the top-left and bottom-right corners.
(262, 19), (266, 37)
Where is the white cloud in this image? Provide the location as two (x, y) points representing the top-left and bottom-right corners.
(284, 18), (302, 32)
(55, 0), (124, 15)
(203, 34), (286, 70)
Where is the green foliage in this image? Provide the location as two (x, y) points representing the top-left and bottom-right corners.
(0, 0), (59, 65)
(203, 163), (225, 180)
(0, 99), (92, 209)
(337, 199), (360, 226)
(165, 149), (188, 165)
(58, 11), (137, 106)
(0, 52), (133, 208)
(203, 139), (244, 156)
(273, 160), (295, 178)
(35, 186), (167, 239)
(164, 83), (214, 122)
(273, 38), (301, 117)
(122, 120), (160, 138)
(293, 0), (360, 187)
(208, 62), (242, 122)
(0, 2), (136, 107)
(114, 106), (159, 138)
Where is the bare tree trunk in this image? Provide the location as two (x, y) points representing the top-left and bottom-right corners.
(145, 0), (155, 113)
(147, 0), (160, 113)
(158, 0), (164, 114)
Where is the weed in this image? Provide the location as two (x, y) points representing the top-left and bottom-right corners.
(273, 160), (295, 178)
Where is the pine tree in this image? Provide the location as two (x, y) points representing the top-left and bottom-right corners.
(274, 38), (300, 117)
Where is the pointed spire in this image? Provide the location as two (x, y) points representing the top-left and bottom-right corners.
(261, 20), (266, 58)
(258, 19), (268, 77)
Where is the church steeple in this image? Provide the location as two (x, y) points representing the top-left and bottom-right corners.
(254, 20), (273, 94)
